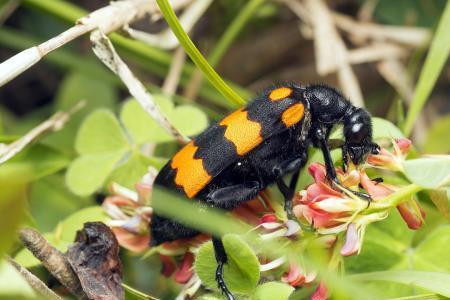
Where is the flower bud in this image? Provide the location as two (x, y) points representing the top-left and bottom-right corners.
(397, 198), (425, 230)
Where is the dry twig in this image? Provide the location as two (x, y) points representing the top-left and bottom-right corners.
(7, 257), (63, 300)
(0, 0), (192, 87)
(18, 228), (87, 300)
(124, 0), (211, 50)
(91, 31), (190, 144)
(162, 46), (187, 96)
(0, 101), (85, 165)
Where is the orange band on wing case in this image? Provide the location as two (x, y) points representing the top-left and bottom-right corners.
(269, 87), (293, 101)
(220, 109), (263, 156)
(171, 142), (211, 198)
(281, 103), (304, 128)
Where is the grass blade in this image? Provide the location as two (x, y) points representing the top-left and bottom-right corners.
(156, 0), (246, 106)
(403, 2), (450, 136)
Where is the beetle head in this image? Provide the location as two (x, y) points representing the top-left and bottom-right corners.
(343, 108), (380, 165)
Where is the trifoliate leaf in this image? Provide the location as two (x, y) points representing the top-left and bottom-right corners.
(76, 109), (129, 154)
(121, 96), (208, 144)
(108, 152), (153, 189)
(66, 152), (125, 196)
(195, 234), (260, 294)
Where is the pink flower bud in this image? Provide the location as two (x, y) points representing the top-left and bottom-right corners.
(397, 198), (425, 230)
(260, 213), (278, 224)
(395, 138), (412, 155)
(311, 281), (328, 300)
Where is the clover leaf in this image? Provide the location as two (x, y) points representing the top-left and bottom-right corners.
(194, 234), (260, 294)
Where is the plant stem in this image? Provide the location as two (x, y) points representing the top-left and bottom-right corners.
(403, 1), (450, 136)
(208, 0), (265, 68)
(156, 0), (246, 106)
(363, 184), (423, 214)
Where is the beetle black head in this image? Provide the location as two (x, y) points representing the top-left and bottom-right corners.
(343, 108), (380, 165)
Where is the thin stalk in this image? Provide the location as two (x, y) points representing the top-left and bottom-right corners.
(363, 184), (423, 214)
(208, 0), (265, 67)
(403, 2), (450, 136)
(156, 0), (246, 106)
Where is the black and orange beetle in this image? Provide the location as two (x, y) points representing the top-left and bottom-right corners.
(151, 84), (380, 299)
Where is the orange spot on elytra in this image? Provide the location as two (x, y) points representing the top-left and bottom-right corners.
(220, 109), (263, 156)
(171, 142), (211, 198)
(269, 87), (293, 101)
(281, 103), (305, 127)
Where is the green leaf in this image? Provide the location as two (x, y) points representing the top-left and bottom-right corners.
(372, 118), (405, 140)
(403, 2), (450, 136)
(156, 0), (245, 107)
(413, 226), (450, 273)
(44, 72), (118, 153)
(75, 109), (129, 154)
(108, 152), (153, 189)
(0, 173), (27, 257)
(0, 260), (35, 298)
(195, 234), (260, 294)
(349, 271), (450, 298)
(66, 152), (125, 196)
(253, 282), (294, 300)
(14, 233), (70, 268)
(123, 284), (159, 300)
(403, 157), (450, 189)
(428, 190), (449, 220)
(120, 98), (208, 144)
(58, 206), (110, 242)
(424, 115), (450, 154)
(29, 175), (91, 232)
(0, 144), (69, 181)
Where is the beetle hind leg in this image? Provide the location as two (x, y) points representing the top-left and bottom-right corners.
(212, 238), (235, 300)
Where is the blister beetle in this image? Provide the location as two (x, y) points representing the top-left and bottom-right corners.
(151, 84), (380, 299)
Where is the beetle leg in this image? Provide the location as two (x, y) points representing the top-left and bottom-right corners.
(315, 127), (372, 204)
(212, 238), (234, 300)
(206, 181), (260, 209)
(273, 158), (303, 219)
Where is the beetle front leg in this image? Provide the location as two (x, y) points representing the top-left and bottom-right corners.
(315, 127), (372, 203)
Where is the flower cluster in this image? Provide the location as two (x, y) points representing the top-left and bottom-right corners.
(101, 138), (423, 300)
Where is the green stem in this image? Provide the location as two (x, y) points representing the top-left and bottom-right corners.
(156, 0), (246, 106)
(208, 0), (265, 68)
(363, 184), (423, 214)
(402, 2), (450, 136)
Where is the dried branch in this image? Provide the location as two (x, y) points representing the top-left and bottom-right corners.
(332, 12), (431, 47)
(91, 31), (189, 144)
(0, 0), (192, 87)
(124, 0), (211, 50)
(0, 101), (85, 165)
(18, 228), (88, 300)
(162, 46), (186, 96)
(304, 0), (364, 107)
(7, 257), (63, 300)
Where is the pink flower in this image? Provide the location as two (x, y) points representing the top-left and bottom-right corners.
(368, 138), (411, 171)
(281, 262), (316, 287)
(174, 252), (195, 284)
(293, 163), (367, 233)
